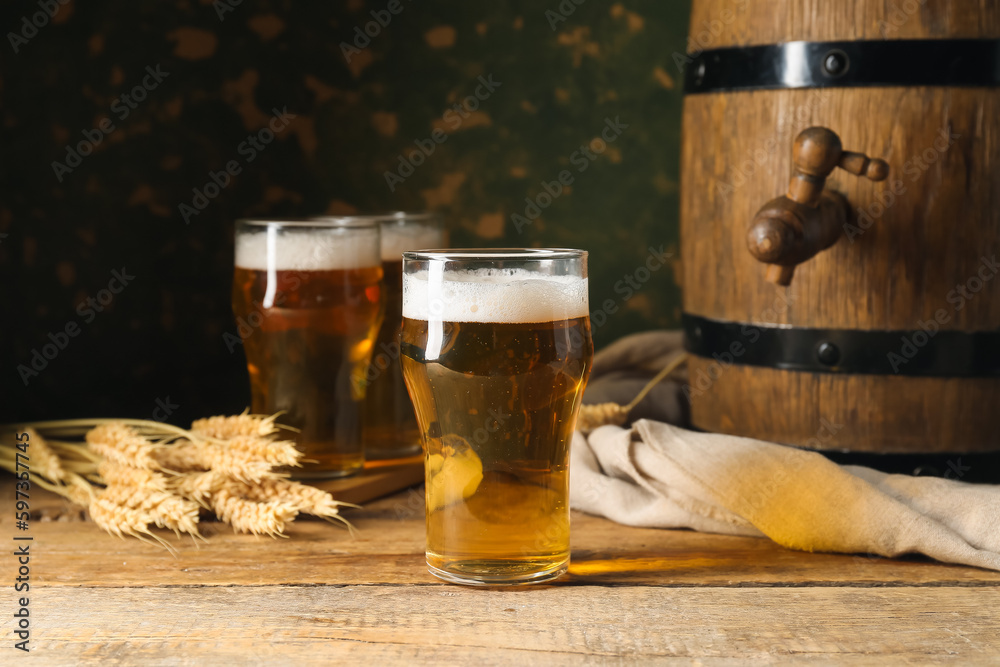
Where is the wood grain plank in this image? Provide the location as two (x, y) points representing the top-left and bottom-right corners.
(7, 483), (1000, 588)
(10, 586), (1000, 665)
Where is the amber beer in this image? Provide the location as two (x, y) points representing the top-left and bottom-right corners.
(400, 250), (592, 585)
(360, 214), (444, 459)
(232, 219), (383, 477)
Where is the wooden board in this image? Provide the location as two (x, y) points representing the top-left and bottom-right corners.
(17, 479), (1000, 589)
(5, 477), (1000, 663)
(13, 586), (1000, 665)
(310, 455), (424, 505)
(22, 508), (1000, 589)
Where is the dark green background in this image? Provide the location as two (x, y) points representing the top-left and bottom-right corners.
(1, 0), (690, 424)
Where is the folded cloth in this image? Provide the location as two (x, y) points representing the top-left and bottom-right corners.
(571, 331), (1000, 571)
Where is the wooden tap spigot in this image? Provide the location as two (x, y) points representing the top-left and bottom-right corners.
(747, 127), (889, 286)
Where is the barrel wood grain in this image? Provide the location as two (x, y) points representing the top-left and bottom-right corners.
(681, 1), (1000, 451)
(687, 356), (1000, 453)
(682, 87), (1000, 451)
(681, 87), (1000, 330)
(688, 1), (1000, 46)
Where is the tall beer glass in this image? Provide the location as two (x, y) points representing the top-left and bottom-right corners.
(400, 249), (592, 585)
(360, 212), (445, 459)
(232, 219), (383, 478)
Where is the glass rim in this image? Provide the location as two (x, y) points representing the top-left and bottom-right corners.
(312, 211), (440, 226)
(403, 248), (586, 261)
(236, 217), (379, 230)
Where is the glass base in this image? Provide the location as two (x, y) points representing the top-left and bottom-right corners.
(426, 557), (568, 586)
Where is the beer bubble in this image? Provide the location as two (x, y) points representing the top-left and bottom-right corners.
(403, 268), (589, 323)
(380, 223), (443, 262)
(235, 227), (380, 271)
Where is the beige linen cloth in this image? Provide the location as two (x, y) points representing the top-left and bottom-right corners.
(571, 331), (1000, 571)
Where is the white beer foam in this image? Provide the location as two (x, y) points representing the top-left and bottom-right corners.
(403, 268), (589, 323)
(381, 225), (444, 262)
(235, 229), (379, 271)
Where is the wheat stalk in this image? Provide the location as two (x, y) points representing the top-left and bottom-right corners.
(153, 441), (204, 473)
(96, 485), (202, 539)
(155, 439), (291, 482)
(99, 461), (170, 492)
(22, 428), (67, 482)
(89, 494), (176, 552)
(210, 484), (298, 538)
(86, 424), (159, 469)
(4, 413), (355, 549)
(576, 352), (688, 433)
(194, 444), (280, 484)
(169, 470), (225, 506)
(222, 436), (302, 467)
(227, 477), (356, 530)
(191, 410), (280, 439)
(33, 473), (97, 507)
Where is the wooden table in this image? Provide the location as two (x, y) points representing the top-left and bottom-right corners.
(5, 478), (1000, 665)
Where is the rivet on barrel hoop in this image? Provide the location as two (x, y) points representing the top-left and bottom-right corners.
(816, 341), (840, 366)
(822, 50), (849, 78)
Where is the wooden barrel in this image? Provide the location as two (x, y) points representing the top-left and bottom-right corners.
(680, 2), (1000, 453)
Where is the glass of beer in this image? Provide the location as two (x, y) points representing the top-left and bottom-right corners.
(232, 218), (384, 478)
(359, 212), (445, 460)
(400, 249), (593, 585)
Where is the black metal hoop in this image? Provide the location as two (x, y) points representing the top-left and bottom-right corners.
(683, 39), (1000, 94)
(682, 313), (1000, 377)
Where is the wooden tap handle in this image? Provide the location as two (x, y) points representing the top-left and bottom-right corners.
(786, 127), (889, 207)
(749, 128), (889, 285)
(837, 151), (890, 181)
